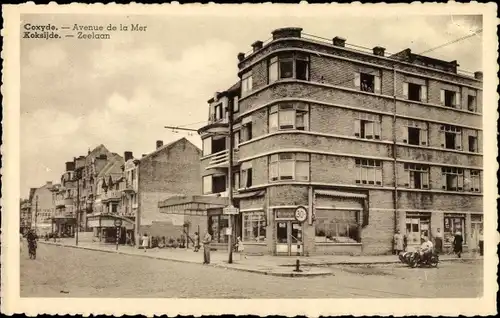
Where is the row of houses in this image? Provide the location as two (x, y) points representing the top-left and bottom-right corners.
(22, 27), (483, 256)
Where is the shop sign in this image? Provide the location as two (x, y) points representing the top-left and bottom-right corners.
(223, 205), (239, 215)
(275, 210), (295, 220)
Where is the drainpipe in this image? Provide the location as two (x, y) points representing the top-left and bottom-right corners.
(392, 66), (400, 234)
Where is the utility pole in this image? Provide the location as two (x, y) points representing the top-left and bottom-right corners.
(76, 169), (80, 246)
(227, 99), (235, 264)
(34, 195), (38, 234)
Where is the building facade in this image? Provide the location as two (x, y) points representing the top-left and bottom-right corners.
(49, 161), (78, 237)
(123, 138), (202, 246)
(30, 181), (56, 235)
(163, 27), (483, 256)
(20, 199), (32, 234)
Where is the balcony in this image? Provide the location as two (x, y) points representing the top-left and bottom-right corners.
(102, 190), (122, 202)
(205, 149), (240, 170)
(198, 116), (229, 135)
(122, 183), (136, 194)
(55, 198), (73, 207)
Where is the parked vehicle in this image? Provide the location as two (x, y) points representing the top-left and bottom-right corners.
(399, 249), (439, 268)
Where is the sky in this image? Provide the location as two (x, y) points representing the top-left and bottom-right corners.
(20, 13), (483, 197)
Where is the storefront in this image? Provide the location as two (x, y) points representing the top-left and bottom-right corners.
(273, 208), (303, 256)
(87, 213), (134, 243)
(51, 216), (76, 237)
(405, 212), (431, 247)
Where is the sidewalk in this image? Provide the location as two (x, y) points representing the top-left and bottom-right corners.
(39, 238), (481, 277)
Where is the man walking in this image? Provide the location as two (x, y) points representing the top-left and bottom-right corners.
(434, 228), (443, 254)
(202, 230), (212, 264)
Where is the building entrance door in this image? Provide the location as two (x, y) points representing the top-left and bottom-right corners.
(405, 216), (430, 248)
(275, 221), (303, 256)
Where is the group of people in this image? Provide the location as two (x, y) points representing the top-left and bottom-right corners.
(393, 228), (476, 259)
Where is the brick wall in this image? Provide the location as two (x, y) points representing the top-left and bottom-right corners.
(361, 209), (394, 255)
(268, 185), (308, 206)
(397, 191), (482, 212)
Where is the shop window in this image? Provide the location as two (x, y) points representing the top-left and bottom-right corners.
(354, 113), (381, 139)
(468, 135), (478, 153)
(404, 163), (429, 189)
(269, 103), (309, 132)
(208, 215), (229, 243)
(440, 125), (462, 150)
(440, 89), (460, 108)
(404, 82), (427, 102)
(470, 170), (481, 192)
(268, 53), (310, 84)
(242, 212), (266, 243)
(443, 216), (466, 245)
(405, 216), (430, 245)
(355, 159), (382, 185)
(241, 71), (253, 96)
(314, 209), (360, 243)
(441, 167), (464, 191)
(269, 153), (310, 182)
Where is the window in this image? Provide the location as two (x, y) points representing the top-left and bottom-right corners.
(202, 138), (211, 156)
(404, 164), (429, 189)
(470, 170), (481, 192)
(269, 153), (310, 181)
(214, 104), (223, 121)
(440, 125), (462, 150)
(443, 216), (466, 245)
(269, 103), (309, 132)
(242, 212), (266, 242)
(403, 120), (428, 146)
(111, 204), (118, 213)
(241, 162), (253, 188)
(354, 113), (381, 139)
(355, 159), (382, 185)
(403, 82), (427, 102)
(202, 176), (213, 194)
(268, 53), (309, 83)
(440, 89), (460, 108)
(241, 71), (253, 95)
(314, 209), (360, 243)
(212, 175), (227, 193)
(467, 91), (477, 112)
(211, 136), (226, 154)
(468, 135), (478, 153)
(354, 72), (381, 94)
(208, 215), (229, 243)
(441, 167), (464, 191)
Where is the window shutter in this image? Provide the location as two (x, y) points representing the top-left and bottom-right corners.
(455, 91), (462, 108)
(441, 172), (447, 190)
(355, 166), (361, 183)
(375, 168), (382, 185)
(354, 119), (361, 137)
(440, 89), (445, 105)
(268, 58), (278, 84)
(420, 129), (428, 146)
(403, 83), (409, 99)
(457, 174), (464, 191)
(374, 121), (381, 139)
(403, 125), (408, 143)
(365, 122), (374, 139)
(420, 85), (427, 102)
(405, 170), (410, 187)
(374, 76), (381, 94)
(354, 73), (361, 89)
(440, 131), (445, 148)
(455, 132), (462, 150)
(422, 172), (429, 189)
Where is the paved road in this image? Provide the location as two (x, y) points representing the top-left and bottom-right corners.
(20, 243), (483, 298)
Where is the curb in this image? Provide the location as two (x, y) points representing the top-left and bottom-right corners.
(40, 242), (333, 278)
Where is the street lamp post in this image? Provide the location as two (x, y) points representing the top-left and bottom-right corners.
(227, 100), (235, 264)
(75, 169), (80, 246)
(34, 195), (39, 234)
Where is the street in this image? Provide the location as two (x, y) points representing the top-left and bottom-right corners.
(20, 244), (483, 298)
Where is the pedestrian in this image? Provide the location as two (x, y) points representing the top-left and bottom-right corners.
(393, 229), (404, 255)
(202, 230), (212, 264)
(434, 228), (443, 254)
(403, 231), (408, 252)
(453, 230), (463, 258)
(478, 229), (484, 256)
(237, 236), (246, 260)
(141, 233), (149, 252)
(193, 232), (200, 252)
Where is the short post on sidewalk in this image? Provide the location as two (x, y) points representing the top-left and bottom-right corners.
(114, 219), (123, 251)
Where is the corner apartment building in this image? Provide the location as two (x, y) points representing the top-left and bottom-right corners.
(122, 138), (202, 246)
(29, 181), (56, 235)
(164, 27), (483, 256)
(49, 161), (78, 236)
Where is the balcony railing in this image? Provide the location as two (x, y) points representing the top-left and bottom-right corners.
(206, 149), (239, 169)
(122, 183), (136, 193)
(102, 190), (122, 202)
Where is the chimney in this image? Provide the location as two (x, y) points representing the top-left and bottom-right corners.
(251, 40), (263, 52)
(333, 36), (346, 47)
(237, 52), (245, 62)
(156, 140), (163, 149)
(124, 151), (133, 162)
(271, 27), (302, 40)
(474, 71), (483, 80)
(46, 181), (53, 186)
(373, 46), (386, 57)
(65, 161), (75, 171)
(142, 154), (147, 158)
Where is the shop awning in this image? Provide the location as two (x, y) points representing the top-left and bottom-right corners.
(87, 213), (134, 230)
(158, 195), (229, 215)
(314, 189), (367, 199)
(234, 190), (265, 199)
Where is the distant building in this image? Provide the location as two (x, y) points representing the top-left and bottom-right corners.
(20, 199), (32, 234)
(49, 161), (77, 237)
(122, 138), (202, 246)
(30, 181), (55, 235)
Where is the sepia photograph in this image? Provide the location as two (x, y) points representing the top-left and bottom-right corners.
(1, 3), (498, 317)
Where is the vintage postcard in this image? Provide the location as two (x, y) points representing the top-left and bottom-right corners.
(1, 2), (498, 317)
